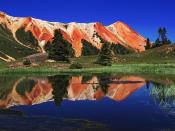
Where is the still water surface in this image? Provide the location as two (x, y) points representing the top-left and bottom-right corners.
(0, 74), (175, 131)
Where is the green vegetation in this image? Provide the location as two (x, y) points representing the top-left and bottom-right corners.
(48, 75), (70, 106)
(96, 43), (112, 66)
(69, 62), (83, 69)
(23, 58), (31, 66)
(97, 73), (111, 94)
(45, 29), (74, 62)
(16, 27), (38, 49)
(145, 38), (151, 50)
(116, 44), (175, 64)
(111, 43), (132, 54)
(0, 43), (175, 75)
(150, 83), (175, 105)
(16, 78), (36, 96)
(81, 39), (99, 56)
(0, 24), (37, 60)
(153, 27), (171, 48)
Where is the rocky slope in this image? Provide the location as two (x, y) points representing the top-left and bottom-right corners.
(0, 12), (146, 60)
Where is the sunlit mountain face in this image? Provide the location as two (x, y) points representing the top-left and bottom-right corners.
(0, 11), (146, 61)
(0, 74), (175, 130)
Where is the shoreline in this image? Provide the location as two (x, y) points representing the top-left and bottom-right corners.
(0, 64), (175, 75)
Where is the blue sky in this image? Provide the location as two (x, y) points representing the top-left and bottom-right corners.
(0, 0), (175, 42)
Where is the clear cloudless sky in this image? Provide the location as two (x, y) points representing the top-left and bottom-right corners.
(0, 0), (175, 42)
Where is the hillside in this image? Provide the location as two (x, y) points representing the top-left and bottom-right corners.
(0, 11), (147, 61)
(0, 24), (38, 62)
(117, 44), (175, 64)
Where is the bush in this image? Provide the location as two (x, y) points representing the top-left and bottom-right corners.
(23, 58), (31, 66)
(69, 62), (83, 69)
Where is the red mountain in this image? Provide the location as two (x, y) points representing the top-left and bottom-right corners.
(0, 11), (146, 57)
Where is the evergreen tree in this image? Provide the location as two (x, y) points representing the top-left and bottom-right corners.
(145, 38), (151, 50)
(48, 75), (70, 106)
(154, 38), (161, 48)
(156, 27), (171, 46)
(96, 42), (112, 66)
(45, 29), (74, 62)
(111, 43), (132, 54)
(81, 39), (100, 56)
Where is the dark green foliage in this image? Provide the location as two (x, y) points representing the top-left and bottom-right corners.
(81, 39), (100, 56)
(81, 75), (93, 84)
(111, 43), (132, 55)
(145, 38), (151, 50)
(23, 58), (31, 66)
(45, 30), (74, 62)
(97, 74), (111, 94)
(153, 38), (162, 48)
(16, 27), (38, 49)
(48, 75), (70, 106)
(16, 78), (36, 96)
(0, 24), (37, 59)
(69, 62), (83, 69)
(153, 27), (171, 48)
(96, 43), (112, 66)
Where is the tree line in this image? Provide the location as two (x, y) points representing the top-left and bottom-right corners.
(145, 27), (172, 50)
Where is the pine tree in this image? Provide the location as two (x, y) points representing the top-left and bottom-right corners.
(81, 39), (100, 56)
(157, 27), (171, 45)
(111, 43), (132, 54)
(96, 43), (112, 66)
(45, 29), (74, 62)
(145, 38), (151, 50)
(154, 38), (161, 48)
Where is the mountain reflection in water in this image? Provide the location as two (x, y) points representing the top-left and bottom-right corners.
(0, 75), (146, 108)
(0, 74), (175, 131)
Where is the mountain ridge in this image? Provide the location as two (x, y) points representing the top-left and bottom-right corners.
(0, 11), (146, 60)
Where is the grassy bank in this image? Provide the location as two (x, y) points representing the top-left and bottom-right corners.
(0, 63), (175, 75)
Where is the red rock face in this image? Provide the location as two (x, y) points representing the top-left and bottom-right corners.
(109, 22), (146, 52)
(39, 27), (53, 41)
(107, 76), (145, 101)
(71, 28), (91, 56)
(0, 12), (5, 18)
(0, 12), (147, 56)
(94, 22), (122, 44)
(22, 18), (53, 43)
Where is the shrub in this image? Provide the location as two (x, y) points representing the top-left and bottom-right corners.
(69, 62), (83, 69)
(23, 58), (31, 66)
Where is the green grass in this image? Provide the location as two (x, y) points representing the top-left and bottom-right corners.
(116, 45), (175, 64)
(0, 63), (175, 76)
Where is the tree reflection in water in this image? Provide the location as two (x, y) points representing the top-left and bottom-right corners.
(48, 75), (70, 106)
